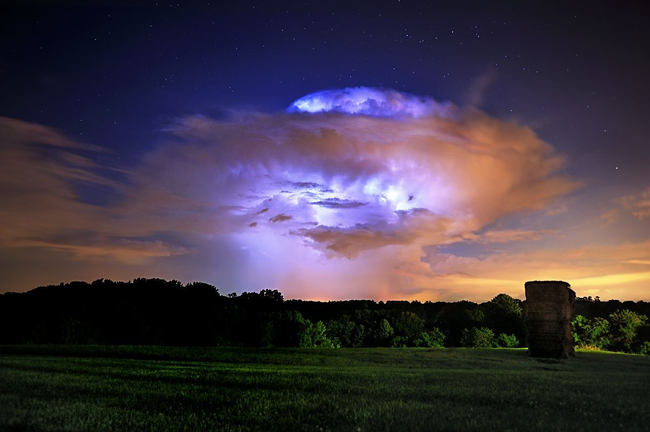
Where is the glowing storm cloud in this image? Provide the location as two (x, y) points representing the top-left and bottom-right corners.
(135, 87), (575, 267)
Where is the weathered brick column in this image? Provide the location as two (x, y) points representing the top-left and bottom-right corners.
(524, 281), (576, 358)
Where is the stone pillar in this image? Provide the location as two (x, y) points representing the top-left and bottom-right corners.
(524, 281), (576, 359)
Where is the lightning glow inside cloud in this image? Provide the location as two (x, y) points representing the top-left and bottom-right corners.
(288, 86), (453, 118)
(110, 87), (578, 298)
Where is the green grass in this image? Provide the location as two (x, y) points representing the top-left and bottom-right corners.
(1, 346), (648, 432)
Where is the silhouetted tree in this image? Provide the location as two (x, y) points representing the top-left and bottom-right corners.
(413, 328), (445, 348)
(373, 319), (394, 347)
(485, 294), (524, 342)
(461, 327), (496, 348)
(301, 321), (337, 348)
(571, 315), (611, 349)
(495, 333), (519, 348)
(609, 309), (648, 352)
(391, 311), (425, 342)
(326, 315), (364, 347)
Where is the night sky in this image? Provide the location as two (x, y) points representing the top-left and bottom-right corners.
(1, 1), (649, 301)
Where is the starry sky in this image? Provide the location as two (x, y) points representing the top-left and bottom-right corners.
(1, 1), (649, 301)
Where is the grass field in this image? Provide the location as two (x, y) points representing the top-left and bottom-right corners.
(1, 346), (648, 431)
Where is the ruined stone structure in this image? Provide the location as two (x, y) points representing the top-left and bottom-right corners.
(524, 281), (576, 359)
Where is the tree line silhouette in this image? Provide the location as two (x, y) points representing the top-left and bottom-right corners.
(1, 278), (648, 353)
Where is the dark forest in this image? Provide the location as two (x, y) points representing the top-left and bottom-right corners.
(1, 278), (648, 354)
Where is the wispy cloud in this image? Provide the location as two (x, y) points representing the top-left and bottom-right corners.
(622, 187), (650, 220)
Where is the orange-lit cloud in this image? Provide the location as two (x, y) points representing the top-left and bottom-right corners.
(622, 187), (650, 220)
(0, 117), (185, 264)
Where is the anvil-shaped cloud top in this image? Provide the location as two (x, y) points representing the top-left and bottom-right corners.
(288, 87), (454, 118)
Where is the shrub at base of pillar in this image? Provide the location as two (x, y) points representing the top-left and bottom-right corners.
(524, 281), (576, 359)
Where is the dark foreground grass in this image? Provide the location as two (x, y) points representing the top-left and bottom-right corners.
(0, 346), (648, 432)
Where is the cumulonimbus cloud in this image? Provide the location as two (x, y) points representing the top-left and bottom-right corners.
(135, 88), (577, 260)
(0, 88), (585, 298)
